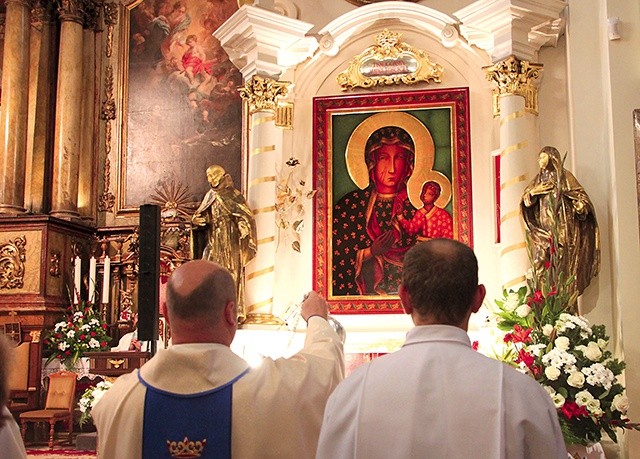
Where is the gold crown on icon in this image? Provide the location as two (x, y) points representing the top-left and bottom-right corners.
(166, 436), (207, 458)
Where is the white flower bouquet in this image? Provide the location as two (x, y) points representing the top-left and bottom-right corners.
(78, 380), (113, 426)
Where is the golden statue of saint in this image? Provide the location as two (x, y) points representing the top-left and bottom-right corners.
(521, 147), (600, 310)
(191, 165), (257, 322)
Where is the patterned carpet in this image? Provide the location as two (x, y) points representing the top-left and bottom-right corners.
(26, 450), (96, 459)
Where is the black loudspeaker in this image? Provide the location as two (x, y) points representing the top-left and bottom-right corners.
(137, 204), (160, 345)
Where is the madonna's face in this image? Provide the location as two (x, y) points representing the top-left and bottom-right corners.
(372, 144), (412, 194)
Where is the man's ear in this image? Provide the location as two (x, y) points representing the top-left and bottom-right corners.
(471, 284), (486, 314)
(399, 284), (413, 315)
(224, 300), (237, 326)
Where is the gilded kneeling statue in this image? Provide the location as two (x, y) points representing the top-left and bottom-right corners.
(191, 165), (257, 323)
(520, 146), (600, 311)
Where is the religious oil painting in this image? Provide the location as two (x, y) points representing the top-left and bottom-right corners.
(313, 88), (472, 314)
(121, 0), (242, 213)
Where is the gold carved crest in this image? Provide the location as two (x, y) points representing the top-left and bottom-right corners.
(0, 235), (27, 289)
(337, 29), (443, 91)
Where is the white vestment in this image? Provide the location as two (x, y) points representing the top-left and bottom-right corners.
(0, 407), (27, 459)
(317, 325), (567, 459)
(93, 317), (344, 459)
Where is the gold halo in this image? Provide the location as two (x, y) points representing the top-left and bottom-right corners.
(408, 170), (452, 209)
(345, 111), (435, 191)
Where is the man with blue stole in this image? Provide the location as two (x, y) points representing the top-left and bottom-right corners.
(93, 260), (344, 459)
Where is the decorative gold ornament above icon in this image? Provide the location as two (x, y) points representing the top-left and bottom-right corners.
(337, 29), (443, 91)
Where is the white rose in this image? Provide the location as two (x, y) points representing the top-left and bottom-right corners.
(567, 371), (585, 388)
(597, 338), (608, 350)
(542, 324), (554, 337)
(545, 366), (561, 381)
(585, 342), (603, 361)
(504, 293), (520, 312)
(515, 304), (532, 318)
(555, 336), (571, 351)
(612, 394), (630, 414)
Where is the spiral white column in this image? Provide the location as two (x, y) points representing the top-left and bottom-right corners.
(245, 111), (280, 323)
(485, 56), (543, 291)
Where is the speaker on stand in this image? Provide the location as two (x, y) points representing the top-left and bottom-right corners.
(137, 204), (160, 356)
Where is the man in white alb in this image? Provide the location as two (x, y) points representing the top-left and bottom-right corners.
(317, 239), (567, 459)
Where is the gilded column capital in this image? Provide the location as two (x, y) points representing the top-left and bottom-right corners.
(4, 0), (34, 9)
(83, 0), (100, 30)
(484, 55), (543, 117)
(239, 75), (290, 114)
(31, 0), (57, 27)
(56, 0), (83, 24)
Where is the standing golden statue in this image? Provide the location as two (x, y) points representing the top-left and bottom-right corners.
(191, 165), (257, 323)
(521, 147), (600, 311)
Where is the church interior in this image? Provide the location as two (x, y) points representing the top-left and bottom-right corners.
(1, 0), (639, 456)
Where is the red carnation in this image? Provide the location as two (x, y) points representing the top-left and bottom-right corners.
(79, 334), (86, 340)
(102, 324), (107, 329)
(561, 401), (588, 420)
(472, 341), (479, 351)
(100, 341), (106, 347)
(65, 350), (71, 356)
(503, 333), (513, 343)
(91, 331), (96, 337)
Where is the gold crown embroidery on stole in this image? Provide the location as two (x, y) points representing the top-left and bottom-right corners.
(166, 436), (207, 458)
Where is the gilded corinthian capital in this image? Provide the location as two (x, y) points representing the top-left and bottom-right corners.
(57, 0), (83, 23)
(484, 55), (543, 116)
(239, 75), (290, 114)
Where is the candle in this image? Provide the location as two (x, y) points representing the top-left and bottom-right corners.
(88, 257), (97, 303)
(102, 256), (110, 304)
(74, 256), (81, 304)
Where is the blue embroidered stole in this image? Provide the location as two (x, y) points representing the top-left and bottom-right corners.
(139, 368), (249, 459)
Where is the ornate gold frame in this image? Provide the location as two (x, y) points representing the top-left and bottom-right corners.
(337, 29), (443, 91)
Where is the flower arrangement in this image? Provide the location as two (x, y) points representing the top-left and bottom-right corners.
(78, 380), (113, 426)
(43, 302), (111, 369)
(496, 293), (636, 444)
(493, 216), (639, 445)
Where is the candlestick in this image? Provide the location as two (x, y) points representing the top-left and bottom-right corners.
(102, 256), (111, 304)
(74, 256), (81, 304)
(89, 257), (97, 303)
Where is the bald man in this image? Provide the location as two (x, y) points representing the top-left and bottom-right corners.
(93, 260), (344, 459)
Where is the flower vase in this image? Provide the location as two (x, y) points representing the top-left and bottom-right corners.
(59, 357), (90, 376)
(566, 442), (605, 459)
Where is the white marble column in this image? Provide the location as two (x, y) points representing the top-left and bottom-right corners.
(456, 0), (565, 290)
(215, 5), (314, 325)
(485, 57), (543, 290)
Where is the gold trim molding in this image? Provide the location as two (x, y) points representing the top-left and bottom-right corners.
(99, 64), (116, 212)
(337, 29), (443, 91)
(239, 75), (290, 114)
(484, 55), (543, 117)
(0, 235), (27, 289)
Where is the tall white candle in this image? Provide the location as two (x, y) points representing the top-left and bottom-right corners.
(88, 257), (97, 303)
(74, 256), (81, 304)
(102, 256), (111, 304)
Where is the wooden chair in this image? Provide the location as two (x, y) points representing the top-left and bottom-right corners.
(19, 370), (77, 449)
(7, 341), (39, 414)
